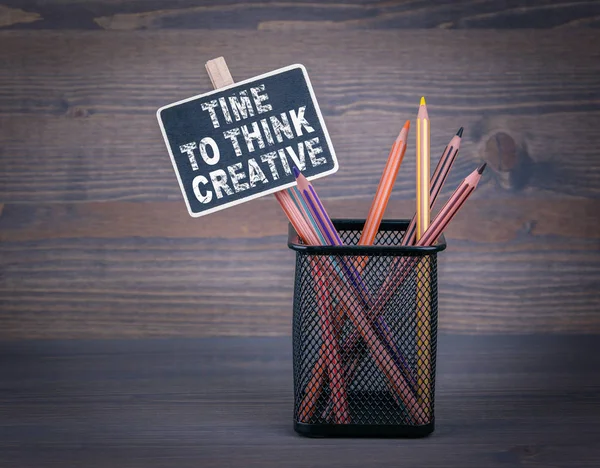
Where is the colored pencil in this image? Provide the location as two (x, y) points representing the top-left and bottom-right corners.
(315, 265), (350, 423)
(417, 163), (486, 246)
(402, 127), (463, 247)
(342, 162), (485, 416)
(294, 167), (370, 306)
(359, 121), (410, 246)
(275, 189), (350, 422)
(346, 121), (411, 397)
(288, 187), (328, 245)
(371, 163), (487, 311)
(416, 97), (431, 240)
(274, 191), (320, 246)
(415, 97), (431, 402)
(343, 127), (464, 387)
(294, 167), (344, 246)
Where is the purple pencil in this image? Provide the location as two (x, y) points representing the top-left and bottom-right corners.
(293, 167), (371, 306)
(294, 167), (415, 417)
(293, 167), (343, 246)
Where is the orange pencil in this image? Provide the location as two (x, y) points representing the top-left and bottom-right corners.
(359, 121), (410, 246)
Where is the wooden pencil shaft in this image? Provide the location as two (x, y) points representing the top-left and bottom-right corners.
(419, 185), (473, 246)
(416, 101), (430, 240)
(315, 267), (349, 423)
(430, 140), (459, 203)
(402, 134), (460, 247)
(289, 187), (327, 245)
(415, 99), (431, 404)
(359, 125), (409, 246)
(275, 192), (319, 245)
(300, 181), (343, 246)
(295, 170), (371, 305)
(373, 169), (481, 311)
(345, 169), (481, 397)
(302, 251), (425, 422)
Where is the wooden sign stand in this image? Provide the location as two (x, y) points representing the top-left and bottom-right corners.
(205, 57), (235, 90)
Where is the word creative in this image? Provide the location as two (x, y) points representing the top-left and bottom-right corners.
(157, 65), (338, 217)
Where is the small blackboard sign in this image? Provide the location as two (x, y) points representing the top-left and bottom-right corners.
(157, 64), (339, 218)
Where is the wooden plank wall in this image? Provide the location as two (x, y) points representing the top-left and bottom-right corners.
(1, 1), (599, 339)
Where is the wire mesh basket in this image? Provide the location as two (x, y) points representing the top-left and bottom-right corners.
(289, 219), (446, 437)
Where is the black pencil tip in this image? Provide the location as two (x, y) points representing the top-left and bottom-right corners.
(477, 162), (487, 174)
(456, 127), (464, 137)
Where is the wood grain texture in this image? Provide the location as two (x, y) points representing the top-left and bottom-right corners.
(1, 0), (599, 30)
(1, 23), (600, 338)
(0, 30), (599, 202)
(1, 335), (599, 467)
(1, 198), (599, 339)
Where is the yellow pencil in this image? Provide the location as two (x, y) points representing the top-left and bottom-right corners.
(416, 96), (430, 239)
(416, 96), (431, 406)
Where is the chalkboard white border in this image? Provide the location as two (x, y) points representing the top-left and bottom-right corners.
(157, 64), (339, 218)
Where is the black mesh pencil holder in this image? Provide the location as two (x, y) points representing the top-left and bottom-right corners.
(288, 219), (446, 438)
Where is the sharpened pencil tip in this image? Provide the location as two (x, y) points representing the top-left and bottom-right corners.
(457, 127), (464, 137)
(404, 120), (410, 129)
(292, 166), (301, 178)
(477, 163), (487, 174)
(420, 96), (426, 106)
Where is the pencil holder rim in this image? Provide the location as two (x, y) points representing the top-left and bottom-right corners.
(287, 219), (447, 255)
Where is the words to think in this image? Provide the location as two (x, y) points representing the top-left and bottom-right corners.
(178, 84), (327, 204)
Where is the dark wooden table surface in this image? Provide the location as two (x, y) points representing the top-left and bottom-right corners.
(2, 1), (600, 466)
(2, 335), (599, 467)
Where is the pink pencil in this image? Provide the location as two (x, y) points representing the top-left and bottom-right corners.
(402, 127), (463, 247)
(373, 163), (487, 311)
